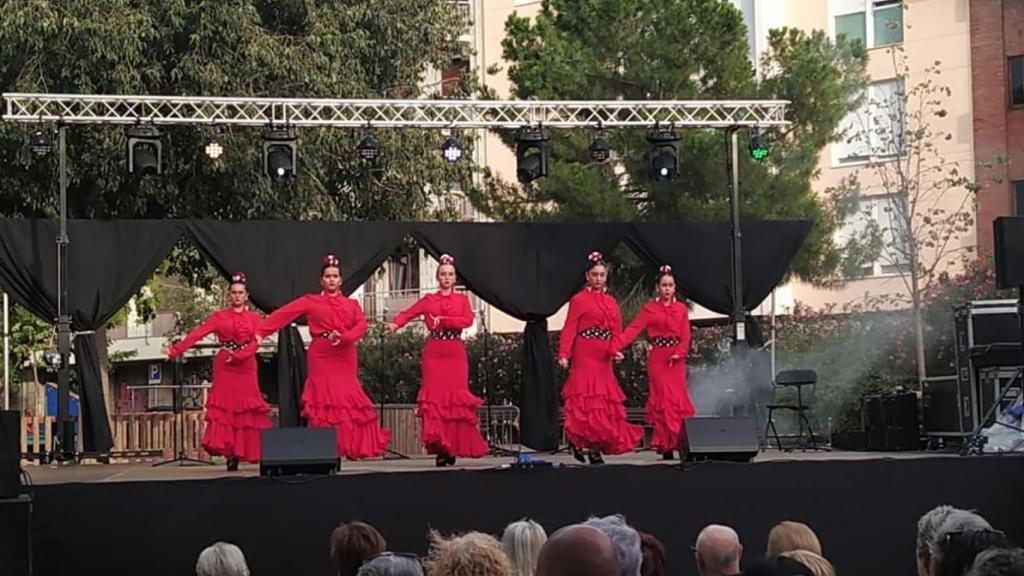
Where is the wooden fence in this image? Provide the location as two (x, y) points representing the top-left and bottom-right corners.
(21, 404), (522, 462)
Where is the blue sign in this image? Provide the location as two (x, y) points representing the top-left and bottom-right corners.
(148, 363), (162, 384)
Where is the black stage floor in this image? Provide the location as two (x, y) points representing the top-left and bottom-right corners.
(16, 452), (1024, 576)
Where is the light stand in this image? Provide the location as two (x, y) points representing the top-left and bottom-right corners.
(477, 306), (517, 457)
(726, 126), (745, 346)
(52, 125), (76, 463)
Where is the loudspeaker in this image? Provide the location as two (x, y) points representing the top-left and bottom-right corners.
(260, 427), (339, 476)
(0, 411), (21, 498)
(681, 416), (758, 462)
(0, 495), (31, 576)
(994, 217), (1024, 289)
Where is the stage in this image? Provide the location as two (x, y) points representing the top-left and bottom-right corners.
(24, 448), (947, 484)
(14, 450), (1024, 576)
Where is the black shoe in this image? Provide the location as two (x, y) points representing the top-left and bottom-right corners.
(435, 453), (449, 468)
(570, 445), (586, 464)
(662, 451), (675, 461)
(226, 458), (239, 472)
(587, 452), (605, 465)
(446, 454), (457, 467)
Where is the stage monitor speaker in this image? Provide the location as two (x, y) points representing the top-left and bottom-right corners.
(260, 427), (338, 477)
(994, 217), (1024, 289)
(0, 495), (31, 576)
(681, 416), (758, 462)
(0, 411), (21, 498)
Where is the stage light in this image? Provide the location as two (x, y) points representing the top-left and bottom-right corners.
(647, 128), (679, 182)
(749, 131), (770, 161)
(29, 129), (52, 156)
(127, 126), (163, 176)
(589, 134), (611, 163)
(357, 133), (380, 161)
(204, 140), (225, 160)
(262, 127), (297, 179)
(441, 136), (463, 163)
(515, 127), (549, 183)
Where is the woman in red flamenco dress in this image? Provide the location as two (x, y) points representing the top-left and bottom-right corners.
(614, 265), (695, 460)
(258, 255), (390, 460)
(557, 251), (643, 465)
(165, 272), (271, 471)
(385, 254), (488, 467)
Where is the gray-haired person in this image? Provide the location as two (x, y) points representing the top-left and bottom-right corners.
(196, 542), (250, 576)
(583, 515), (643, 576)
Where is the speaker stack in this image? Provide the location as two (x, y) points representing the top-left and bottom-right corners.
(0, 410), (31, 576)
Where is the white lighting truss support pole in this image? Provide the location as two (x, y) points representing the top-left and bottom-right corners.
(3, 93), (789, 129)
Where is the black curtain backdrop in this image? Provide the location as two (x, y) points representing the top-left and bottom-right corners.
(414, 222), (632, 450)
(0, 219), (808, 453)
(627, 220), (812, 314)
(184, 221), (411, 426)
(0, 219), (181, 452)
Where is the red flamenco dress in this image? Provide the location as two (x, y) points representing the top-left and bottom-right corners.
(259, 292), (390, 459)
(167, 309), (271, 463)
(392, 291), (489, 458)
(614, 299), (695, 454)
(558, 288), (643, 455)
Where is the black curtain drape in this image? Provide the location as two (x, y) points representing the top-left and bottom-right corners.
(0, 219), (181, 452)
(414, 222), (631, 450)
(184, 221), (410, 426)
(627, 220), (812, 314)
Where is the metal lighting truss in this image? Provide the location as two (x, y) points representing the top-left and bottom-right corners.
(3, 93), (789, 128)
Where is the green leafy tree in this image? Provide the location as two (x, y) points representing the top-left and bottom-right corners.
(472, 0), (869, 282)
(0, 0), (476, 415)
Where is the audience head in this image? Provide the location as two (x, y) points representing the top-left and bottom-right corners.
(742, 557), (815, 576)
(331, 521), (388, 576)
(357, 553), (425, 576)
(917, 506), (959, 576)
(766, 521), (822, 558)
(695, 524), (743, 576)
(536, 524), (619, 576)
(639, 532), (667, 576)
(502, 519), (548, 576)
(932, 512), (1010, 576)
(779, 550), (835, 576)
(196, 542), (249, 576)
(966, 547), (1024, 576)
(583, 515), (643, 576)
(426, 530), (512, 576)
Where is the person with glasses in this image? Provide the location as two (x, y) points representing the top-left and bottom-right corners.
(931, 510), (1009, 576)
(165, 272), (270, 472)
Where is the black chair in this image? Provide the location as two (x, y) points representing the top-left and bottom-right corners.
(764, 369), (819, 451)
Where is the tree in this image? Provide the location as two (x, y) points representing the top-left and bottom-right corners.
(470, 0), (869, 282)
(0, 1), (474, 224)
(0, 0), (476, 417)
(837, 44), (978, 385)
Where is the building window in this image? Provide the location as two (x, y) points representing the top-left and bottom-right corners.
(834, 79), (905, 164)
(839, 195), (909, 277)
(1010, 56), (1024, 107)
(441, 58), (470, 97)
(1014, 181), (1024, 216)
(832, 0), (903, 48)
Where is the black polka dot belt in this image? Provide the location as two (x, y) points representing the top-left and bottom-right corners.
(429, 330), (461, 340)
(222, 340), (249, 352)
(651, 337), (680, 347)
(579, 327), (612, 340)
